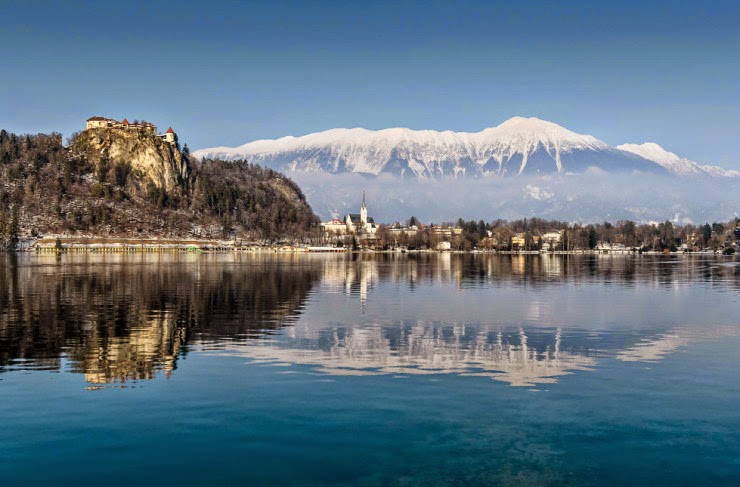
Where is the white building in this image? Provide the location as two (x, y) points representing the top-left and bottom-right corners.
(344, 192), (377, 235)
(541, 230), (564, 251)
(321, 218), (348, 235)
(321, 192), (378, 237)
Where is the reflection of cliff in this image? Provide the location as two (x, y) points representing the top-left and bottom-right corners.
(0, 254), (320, 384)
(1, 253), (737, 386)
(70, 311), (184, 384)
(234, 324), (596, 387)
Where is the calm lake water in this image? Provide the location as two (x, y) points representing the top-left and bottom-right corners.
(1, 252), (739, 486)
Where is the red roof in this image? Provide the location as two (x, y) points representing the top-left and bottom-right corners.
(166, 127), (174, 134)
(122, 118), (129, 125)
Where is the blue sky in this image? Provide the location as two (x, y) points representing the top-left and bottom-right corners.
(1, 0), (738, 168)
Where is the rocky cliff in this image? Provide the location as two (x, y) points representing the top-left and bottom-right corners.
(72, 127), (189, 193)
(0, 129), (319, 246)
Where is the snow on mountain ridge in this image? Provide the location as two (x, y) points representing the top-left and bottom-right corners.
(616, 142), (707, 176)
(192, 117), (665, 177)
(473, 117), (608, 174)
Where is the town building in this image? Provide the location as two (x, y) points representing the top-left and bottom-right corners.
(541, 230), (564, 251)
(387, 222), (418, 239)
(430, 225), (453, 239)
(511, 233), (540, 250)
(321, 218), (348, 236)
(511, 233), (526, 249)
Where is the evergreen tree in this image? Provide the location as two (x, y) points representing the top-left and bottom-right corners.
(702, 223), (712, 245)
(9, 205), (19, 246)
(587, 226), (598, 249)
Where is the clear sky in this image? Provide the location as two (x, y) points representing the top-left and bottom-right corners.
(1, 0), (738, 168)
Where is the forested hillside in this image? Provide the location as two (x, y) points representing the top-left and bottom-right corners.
(0, 129), (319, 249)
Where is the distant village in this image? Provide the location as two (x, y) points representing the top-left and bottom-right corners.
(320, 194), (740, 254)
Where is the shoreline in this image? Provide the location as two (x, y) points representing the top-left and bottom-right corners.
(4, 237), (732, 256)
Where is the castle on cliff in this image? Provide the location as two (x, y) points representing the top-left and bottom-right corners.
(86, 116), (177, 144)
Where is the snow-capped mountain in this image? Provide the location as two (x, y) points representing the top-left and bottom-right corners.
(618, 142), (739, 178)
(194, 117), (668, 177)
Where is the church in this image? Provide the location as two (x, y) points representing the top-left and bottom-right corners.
(344, 192), (377, 235)
(321, 193), (377, 236)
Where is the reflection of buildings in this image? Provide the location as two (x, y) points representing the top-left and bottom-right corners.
(320, 257), (377, 312)
(3, 253), (740, 386)
(231, 324), (597, 387)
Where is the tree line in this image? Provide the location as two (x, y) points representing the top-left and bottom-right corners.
(371, 216), (738, 253)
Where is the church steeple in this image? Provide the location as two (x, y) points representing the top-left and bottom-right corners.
(360, 191), (367, 225)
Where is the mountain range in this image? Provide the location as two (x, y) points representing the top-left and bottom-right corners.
(193, 117), (738, 179)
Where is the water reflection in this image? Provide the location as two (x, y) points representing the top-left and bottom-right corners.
(0, 253), (737, 386)
(236, 324), (597, 387)
(0, 253), (320, 383)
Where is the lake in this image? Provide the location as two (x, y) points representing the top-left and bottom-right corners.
(1, 252), (738, 486)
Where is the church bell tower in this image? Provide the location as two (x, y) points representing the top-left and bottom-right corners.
(360, 191), (367, 225)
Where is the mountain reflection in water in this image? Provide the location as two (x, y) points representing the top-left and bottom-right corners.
(237, 324), (597, 387)
(0, 253), (737, 386)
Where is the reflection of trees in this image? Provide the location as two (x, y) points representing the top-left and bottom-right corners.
(321, 253), (739, 291)
(0, 253), (737, 385)
(0, 254), (320, 383)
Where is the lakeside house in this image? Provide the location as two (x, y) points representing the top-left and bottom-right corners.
(321, 218), (347, 235)
(388, 223), (419, 239)
(541, 230), (564, 251)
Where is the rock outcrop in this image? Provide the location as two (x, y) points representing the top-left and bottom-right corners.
(0, 129), (319, 242)
(73, 127), (189, 193)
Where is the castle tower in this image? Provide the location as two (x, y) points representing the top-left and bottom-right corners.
(360, 191), (367, 225)
(165, 127), (177, 144)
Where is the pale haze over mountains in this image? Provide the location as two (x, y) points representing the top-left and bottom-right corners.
(194, 117), (739, 224)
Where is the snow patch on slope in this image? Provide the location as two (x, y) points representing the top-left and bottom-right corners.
(616, 142), (707, 176)
(698, 164), (740, 178)
(523, 184), (554, 201)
